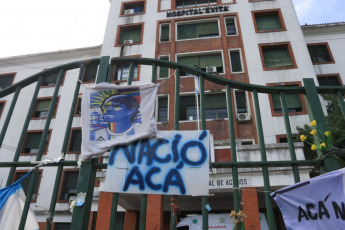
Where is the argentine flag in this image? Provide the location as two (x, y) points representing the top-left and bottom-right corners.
(0, 171), (39, 230)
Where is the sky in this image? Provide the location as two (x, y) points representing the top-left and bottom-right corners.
(0, 0), (344, 58)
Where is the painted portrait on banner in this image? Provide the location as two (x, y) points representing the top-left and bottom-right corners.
(81, 83), (158, 160)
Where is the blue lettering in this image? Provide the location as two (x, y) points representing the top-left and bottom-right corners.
(163, 169), (186, 194)
(145, 167), (162, 190)
(138, 140), (153, 166)
(151, 139), (171, 163)
(181, 140), (207, 166)
(172, 134), (181, 162)
(123, 166), (144, 191)
(109, 142), (138, 165)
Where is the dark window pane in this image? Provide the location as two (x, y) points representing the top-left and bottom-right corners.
(158, 97), (168, 122)
(255, 14), (282, 31)
(308, 44), (332, 63)
(230, 50), (243, 72)
(235, 91), (247, 113)
(159, 57), (169, 78)
(272, 93), (302, 113)
(69, 129), (82, 152)
(33, 99), (52, 118)
(55, 223), (71, 230)
(262, 47), (293, 68)
(83, 64), (98, 82)
(120, 27), (142, 44)
(226, 18), (236, 35)
(16, 172), (40, 201)
(115, 64), (138, 81)
(42, 73), (59, 87)
(317, 76), (341, 86)
(0, 74), (14, 90)
(60, 171), (79, 201)
(161, 25), (170, 42)
(177, 21), (219, 40)
(123, 2), (144, 14)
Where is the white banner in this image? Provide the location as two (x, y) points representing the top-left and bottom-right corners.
(104, 131), (210, 196)
(81, 83), (158, 160)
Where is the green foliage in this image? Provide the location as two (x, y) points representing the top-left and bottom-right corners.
(296, 124), (317, 160)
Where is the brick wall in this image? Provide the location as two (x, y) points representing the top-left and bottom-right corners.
(124, 210), (139, 230)
(242, 187), (261, 230)
(146, 195), (164, 230)
(95, 192), (113, 230)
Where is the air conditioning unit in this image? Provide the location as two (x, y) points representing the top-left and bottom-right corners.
(124, 9), (135, 15)
(237, 113), (251, 122)
(206, 66), (217, 73)
(124, 39), (134, 44)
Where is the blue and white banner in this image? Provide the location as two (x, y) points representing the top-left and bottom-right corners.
(81, 83), (158, 160)
(104, 131), (210, 196)
(0, 172), (39, 230)
(271, 168), (345, 230)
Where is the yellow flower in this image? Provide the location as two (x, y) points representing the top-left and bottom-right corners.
(321, 143), (326, 148)
(310, 130), (317, 135)
(310, 120), (316, 127)
(324, 131), (330, 137)
(300, 135), (307, 141)
(311, 144), (317, 150)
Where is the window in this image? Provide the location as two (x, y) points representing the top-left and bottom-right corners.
(259, 43), (296, 70)
(74, 96), (82, 116)
(59, 170), (79, 202)
(68, 129), (82, 154)
(276, 134), (299, 143)
(158, 56), (169, 79)
(22, 131), (51, 155)
(317, 75), (342, 86)
(117, 24), (143, 45)
(225, 17), (237, 35)
(41, 71), (65, 87)
(122, 1), (145, 15)
(157, 96), (168, 122)
(176, 0), (216, 8)
(82, 63), (98, 83)
(268, 83), (306, 116)
(54, 223), (71, 230)
(0, 73), (15, 90)
(32, 98), (57, 119)
(177, 20), (219, 40)
(253, 10), (284, 32)
(235, 91), (248, 113)
(177, 53), (223, 75)
(160, 24), (170, 42)
(180, 94), (227, 121)
(229, 49), (243, 73)
(0, 101), (5, 118)
(14, 170), (42, 202)
(307, 43), (334, 64)
(114, 63), (139, 81)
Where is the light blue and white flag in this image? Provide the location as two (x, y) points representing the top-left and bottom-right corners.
(194, 76), (200, 95)
(271, 168), (345, 230)
(0, 171), (39, 230)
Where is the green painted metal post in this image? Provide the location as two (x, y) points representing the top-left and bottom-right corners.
(140, 194), (148, 230)
(127, 61), (134, 85)
(200, 75), (208, 230)
(171, 67), (181, 230)
(0, 85), (21, 147)
(151, 63), (156, 83)
(303, 78), (339, 172)
(71, 159), (97, 230)
(109, 193), (119, 230)
(253, 90), (276, 230)
(46, 64), (84, 230)
(6, 77), (42, 186)
(97, 56), (110, 83)
(280, 92), (300, 183)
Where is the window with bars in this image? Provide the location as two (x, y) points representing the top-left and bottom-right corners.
(177, 53), (223, 75)
(260, 43), (295, 69)
(59, 171), (79, 202)
(0, 101), (4, 118)
(317, 75), (341, 86)
(176, 0), (217, 8)
(307, 43), (334, 64)
(160, 24), (170, 42)
(22, 131), (50, 154)
(180, 94), (227, 121)
(55, 223), (71, 230)
(271, 88), (303, 114)
(158, 97), (168, 122)
(229, 49), (243, 73)
(82, 63), (98, 82)
(14, 171), (42, 202)
(254, 10), (283, 32)
(0, 73), (15, 90)
(118, 25), (142, 45)
(177, 20), (219, 40)
(42, 71), (64, 87)
(225, 17), (237, 35)
(74, 97), (82, 116)
(68, 129), (82, 153)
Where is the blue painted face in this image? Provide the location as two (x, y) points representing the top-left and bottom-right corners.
(101, 95), (140, 130)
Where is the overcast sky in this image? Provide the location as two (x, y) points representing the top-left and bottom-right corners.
(0, 0), (344, 58)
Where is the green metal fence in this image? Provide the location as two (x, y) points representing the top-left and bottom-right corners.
(1, 56), (345, 230)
